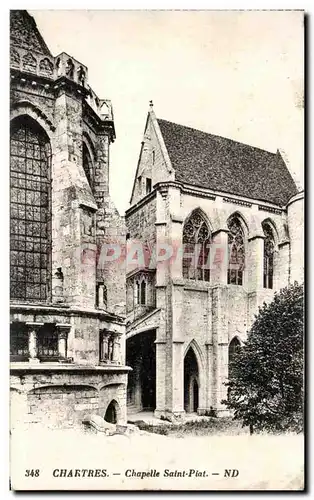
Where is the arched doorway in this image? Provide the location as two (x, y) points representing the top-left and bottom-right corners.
(192, 377), (199, 412)
(104, 400), (119, 424)
(126, 331), (156, 412)
(184, 347), (199, 413)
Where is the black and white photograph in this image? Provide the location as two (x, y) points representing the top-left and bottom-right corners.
(8, 7), (304, 491)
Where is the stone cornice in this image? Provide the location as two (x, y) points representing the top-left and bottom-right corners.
(223, 196), (252, 207)
(10, 303), (125, 324)
(258, 204), (283, 215)
(152, 180), (285, 210)
(10, 363), (132, 374)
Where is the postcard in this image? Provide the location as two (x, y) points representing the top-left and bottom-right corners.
(9, 9), (304, 491)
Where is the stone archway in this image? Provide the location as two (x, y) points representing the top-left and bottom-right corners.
(126, 330), (156, 412)
(104, 400), (120, 424)
(184, 347), (199, 413)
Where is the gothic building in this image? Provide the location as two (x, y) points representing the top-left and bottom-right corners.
(125, 103), (304, 420)
(10, 10), (128, 430)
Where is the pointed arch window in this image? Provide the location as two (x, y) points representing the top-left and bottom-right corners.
(262, 223), (275, 289)
(83, 142), (94, 190)
(10, 116), (51, 301)
(228, 337), (241, 379)
(140, 280), (146, 305)
(227, 216), (245, 285)
(135, 277), (147, 306)
(228, 337), (241, 401)
(182, 210), (211, 281)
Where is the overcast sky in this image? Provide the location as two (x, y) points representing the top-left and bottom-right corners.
(30, 10), (304, 214)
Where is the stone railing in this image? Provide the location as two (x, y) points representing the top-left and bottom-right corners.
(10, 47), (114, 123)
(11, 47), (55, 79)
(85, 87), (114, 122)
(10, 47), (88, 86)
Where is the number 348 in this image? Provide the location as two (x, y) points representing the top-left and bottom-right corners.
(25, 469), (40, 477)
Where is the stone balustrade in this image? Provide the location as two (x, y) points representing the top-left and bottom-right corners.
(10, 47), (113, 123)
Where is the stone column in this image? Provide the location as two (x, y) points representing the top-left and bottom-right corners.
(53, 88), (97, 308)
(154, 189), (169, 418)
(170, 283), (185, 417)
(215, 342), (229, 415)
(205, 342), (214, 412)
(101, 332), (109, 361)
(108, 336), (114, 361)
(168, 186), (185, 419)
(277, 241), (290, 290)
(26, 322), (43, 363)
(211, 287), (229, 414)
(113, 336), (121, 364)
(154, 339), (167, 418)
(171, 340), (185, 417)
(247, 235), (264, 292)
(210, 230), (229, 285)
(97, 283), (105, 308)
(56, 324), (71, 359)
(134, 354), (142, 410)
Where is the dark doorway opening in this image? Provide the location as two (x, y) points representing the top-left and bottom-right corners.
(193, 378), (199, 412)
(104, 400), (118, 424)
(184, 347), (199, 413)
(126, 331), (156, 411)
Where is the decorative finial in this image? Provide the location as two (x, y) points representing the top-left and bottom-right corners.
(149, 100), (154, 109)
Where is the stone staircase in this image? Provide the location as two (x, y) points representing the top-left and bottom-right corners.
(127, 402), (140, 416)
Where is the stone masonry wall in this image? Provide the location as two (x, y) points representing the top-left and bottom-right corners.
(10, 371), (127, 430)
(127, 195), (157, 248)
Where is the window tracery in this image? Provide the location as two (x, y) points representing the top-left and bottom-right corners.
(227, 216), (245, 285)
(182, 210), (211, 281)
(263, 222), (275, 289)
(10, 117), (51, 301)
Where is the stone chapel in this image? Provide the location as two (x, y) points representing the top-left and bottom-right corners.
(125, 102), (304, 420)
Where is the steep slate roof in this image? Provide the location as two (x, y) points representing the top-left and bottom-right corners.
(157, 118), (298, 206)
(10, 10), (51, 56)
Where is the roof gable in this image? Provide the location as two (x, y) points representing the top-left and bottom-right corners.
(157, 119), (298, 206)
(10, 10), (51, 57)
(129, 110), (174, 206)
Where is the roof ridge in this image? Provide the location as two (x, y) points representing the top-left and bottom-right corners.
(157, 117), (277, 157)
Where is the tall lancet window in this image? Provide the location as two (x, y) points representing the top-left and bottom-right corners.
(10, 116), (51, 301)
(227, 216), (245, 285)
(182, 210), (211, 281)
(83, 142), (94, 190)
(263, 223), (275, 289)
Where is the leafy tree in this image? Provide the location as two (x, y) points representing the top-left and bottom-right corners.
(223, 282), (304, 433)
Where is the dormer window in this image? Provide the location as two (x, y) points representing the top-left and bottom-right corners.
(146, 178), (152, 194)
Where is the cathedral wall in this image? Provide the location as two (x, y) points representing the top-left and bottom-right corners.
(10, 84), (55, 125)
(127, 195), (157, 247)
(10, 371), (127, 430)
(180, 191), (289, 292)
(10, 10), (128, 433)
(182, 289), (209, 348)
